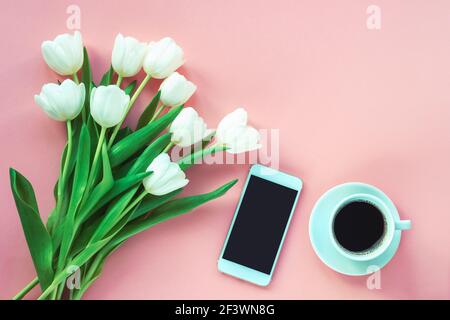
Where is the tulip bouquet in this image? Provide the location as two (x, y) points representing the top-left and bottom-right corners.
(11, 31), (260, 300)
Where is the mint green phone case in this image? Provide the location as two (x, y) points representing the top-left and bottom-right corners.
(218, 164), (303, 286)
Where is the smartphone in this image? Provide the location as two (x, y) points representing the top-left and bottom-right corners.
(218, 164), (303, 286)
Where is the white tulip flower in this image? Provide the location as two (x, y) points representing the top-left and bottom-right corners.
(169, 107), (212, 147)
(41, 31), (84, 76)
(216, 108), (261, 154)
(143, 37), (184, 79)
(159, 72), (196, 107)
(34, 79), (85, 121)
(90, 85), (130, 128)
(143, 153), (189, 195)
(112, 33), (147, 78)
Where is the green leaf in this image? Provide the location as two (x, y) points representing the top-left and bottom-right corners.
(51, 221), (63, 253)
(69, 214), (103, 257)
(90, 171), (150, 215)
(110, 179), (238, 247)
(10, 168), (54, 290)
(128, 133), (171, 175)
(136, 91), (161, 130)
(52, 144), (113, 255)
(202, 131), (216, 148)
(73, 181), (137, 255)
(115, 126), (133, 142)
(99, 65), (113, 86)
(111, 133), (169, 179)
(87, 116), (99, 160)
(153, 179), (238, 216)
(73, 242), (121, 299)
(46, 207), (57, 234)
(124, 80), (137, 96)
(71, 238), (109, 269)
(104, 202), (140, 238)
(48, 124), (80, 201)
(49, 174), (74, 252)
(130, 188), (183, 220)
(68, 125), (91, 212)
(71, 200), (139, 298)
(81, 47), (93, 115)
(109, 105), (183, 167)
(39, 237), (110, 300)
(77, 144), (114, 225)
(89, 186), (139, 243)
(179, 145), (229, 171)
(113, 157), (138, 179)
(47, 124), (81, 234)
(57, 125), (91, 269)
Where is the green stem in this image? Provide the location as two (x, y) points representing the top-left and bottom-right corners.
(178, 144), (228, 169)
(149, 104), (166, 122)
(93, 190), (147, 243)
(108, 74), (152, 148)
(79, 192), (147, 296)
(72, 73), (79, 84)
(73, 72), (86, 121)
(12, 277), (39, 300)
(62, 121), (73, 182)
(73, 192), (148, 298)
(124, 191), (147, 216)
(72, 289), (83, 300)
(72, 270), (95, 300)
(49, 289), (57, 300)
(116, 74), (123, 87)
(37, 271), (67, 300)
(53, 126), (104, 299)
(162, 141), (175, 154)
(79, 192), (146, 297)
(55, 281), (65, 300)
(54, 121), (73, 228)
(85, 127), (106, 193)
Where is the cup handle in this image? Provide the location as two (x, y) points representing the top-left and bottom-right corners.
(395, 219), (411, 230)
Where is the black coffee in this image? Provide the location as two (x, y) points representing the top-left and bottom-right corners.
(333, 201), (385, 253)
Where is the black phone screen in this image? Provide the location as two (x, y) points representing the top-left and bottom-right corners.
(222, 175), (299, 274)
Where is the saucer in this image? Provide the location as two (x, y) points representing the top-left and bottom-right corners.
(309, 182), (402, 276)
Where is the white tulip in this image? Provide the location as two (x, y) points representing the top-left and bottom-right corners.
(112, 34), (147, 77)
(41, 31), (84, 76)
(169, 107), (212, 147)
(160, 72), (196, 107)
(143, 153), (189, 195)
(90, 85), (130, 128)
(34, 79), (85, 121)
(143, 37), (184, 79)
(216, 108), (261, 154)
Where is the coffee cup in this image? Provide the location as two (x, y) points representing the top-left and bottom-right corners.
(329, 193), (411, 262)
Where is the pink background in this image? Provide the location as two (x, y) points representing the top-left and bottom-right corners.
(1, 0), (449, 299)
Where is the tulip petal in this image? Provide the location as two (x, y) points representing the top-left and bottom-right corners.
(112, 33), (147, 77)
(35, 79), (85, 121)
(160, 72), (196, 107)
(144, 37), (184, 79)
(41, 42), (72, 75)
(143, 153), (189, 195)
(227, 126), (261, 154)
(169, 107), (211, 147)
(216, 108), (248, 141)
(152, 163), (185, 190)
(216, 108), (261, 154)
(90, 85), (130, 127)
(41, 31), (84, 75)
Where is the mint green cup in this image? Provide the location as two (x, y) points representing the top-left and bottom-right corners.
(329, 193), (411, 262)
